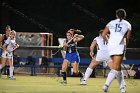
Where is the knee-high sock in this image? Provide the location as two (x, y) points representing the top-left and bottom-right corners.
(105, 69), (118, 86)
(61, 72), (67, 81)
(116, 71), (126, 89)
(121, 71), (126, 86)
(9, 67), (14, 77)
(83, 67), (93, 81)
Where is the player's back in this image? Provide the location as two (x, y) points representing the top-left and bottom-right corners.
(94, 36), (108, 51)
(107, 19), (131, 45)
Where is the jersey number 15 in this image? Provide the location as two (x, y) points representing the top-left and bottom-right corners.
(115, 24), (122, 32)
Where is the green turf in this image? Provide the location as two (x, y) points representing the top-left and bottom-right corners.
(0, 75), (140, 93)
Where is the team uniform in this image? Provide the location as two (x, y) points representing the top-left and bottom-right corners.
(94, 36), (111, 62)
(0, 34), (7, 58)
(65, 39), (80, 63)
(61, 38), (84, 85)
(103, 19), (131, 93)
(2, 37), (16, 59)
(107, 19), (131, 56)
(1, 37), (17, 79)
(80, 35), (111, 85)
(0, 34), (10, 76)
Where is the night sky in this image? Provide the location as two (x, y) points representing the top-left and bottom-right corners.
(0, 0), (140, 47)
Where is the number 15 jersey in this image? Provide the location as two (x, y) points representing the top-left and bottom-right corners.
(107, 19), (131, 45)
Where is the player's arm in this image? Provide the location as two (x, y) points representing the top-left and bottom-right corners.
(63, 39), (68, 51)
(126, 29), (131, 46)
(2, 43), (8, 51)
(102, 27), (109, 44)
(2, 37), (10, 51)
(90, 40), (97, 59)
(74, 34), (84, 42)
(0, 34), (4, 43)
(13, 43), (20, 51)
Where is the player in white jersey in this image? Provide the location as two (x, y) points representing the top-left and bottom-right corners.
(80, 30), (126, 86)
(80, 30), (113, 85)
(102, 9), (131, 93)
(0, 30), (19, 79)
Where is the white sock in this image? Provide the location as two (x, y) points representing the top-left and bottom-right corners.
(105, 69), (118, 86)
(121, 71), (126, 86)
(116, 71), (125, 89)
(10, 67), (14, 77)
(0, 64), (2, 69)
(83, 67), (93, 81)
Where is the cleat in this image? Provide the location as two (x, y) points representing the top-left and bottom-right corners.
(120, 87), (126, 93)
(8, 76), (16, 80)
(60, 80), (67, 85)
(80, 80), (87, 85)
(102, 84), (109, 92)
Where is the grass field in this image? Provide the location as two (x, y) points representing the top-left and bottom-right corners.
(0, 75), (140, 93)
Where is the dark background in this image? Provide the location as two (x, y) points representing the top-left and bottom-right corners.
(0, 0), (140, 47)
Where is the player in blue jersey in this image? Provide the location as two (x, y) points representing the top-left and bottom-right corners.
(61, 29), (84, 85)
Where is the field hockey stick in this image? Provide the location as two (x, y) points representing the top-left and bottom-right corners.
(51, 36), (76, 56)
(122, 63), (131, 78)
(129, 64), (134, 75)
(122, 37), (131, 78)
(52, 29), (82, 56)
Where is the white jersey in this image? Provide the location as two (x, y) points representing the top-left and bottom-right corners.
(94, 36), (108, 50)
(5, 37), (17, 52)
(106, 19), (131, 55)
(107, 19), (131, 45)
(93, 36), (111, 62)
(2, 37), (17, 59)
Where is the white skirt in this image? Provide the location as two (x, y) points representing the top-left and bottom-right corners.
(96, 50), (111, 62)
(108, 44), (125, 56)
(2, 50), (13, 59)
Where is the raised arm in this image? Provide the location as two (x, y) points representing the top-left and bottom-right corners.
(73, 34), (84, 42)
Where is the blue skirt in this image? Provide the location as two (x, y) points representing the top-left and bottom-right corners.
(65, 51), (80, 63)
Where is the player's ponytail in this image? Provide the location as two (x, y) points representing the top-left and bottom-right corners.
(116, 9), (126, 22)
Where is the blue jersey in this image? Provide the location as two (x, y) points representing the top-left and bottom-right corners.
(0, 48), (2, 57)
(0, 34), (7, 57)
(66, 39), (77, 53)
(2, 34), (8, 45)
(65, 39), (80, 63)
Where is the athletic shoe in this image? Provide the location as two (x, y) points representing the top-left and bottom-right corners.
(60, 80), (67, 85)
(120, 87), (126, 93)
(80, 80), (87, 85)
(8, 76), (16, 80)
(102, 84), (109, 92)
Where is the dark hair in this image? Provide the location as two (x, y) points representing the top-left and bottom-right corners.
(67, 29), (74, 36)
(116, 9), (126, 21)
